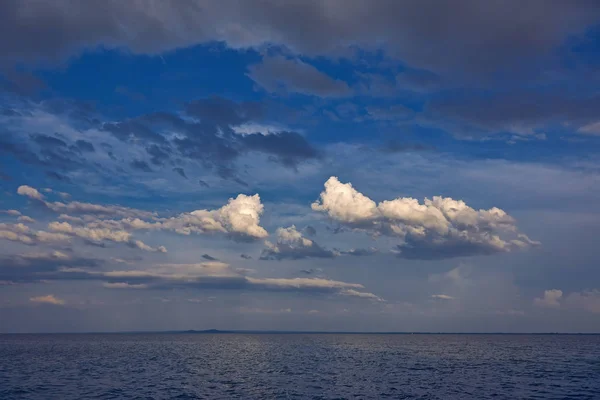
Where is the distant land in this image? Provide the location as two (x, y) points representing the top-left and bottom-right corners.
(2, 329), (599, 335)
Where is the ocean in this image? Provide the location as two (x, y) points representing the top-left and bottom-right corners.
(1, 333), (599, 399)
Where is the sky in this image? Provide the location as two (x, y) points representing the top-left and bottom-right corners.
(1, 0), (600, 333)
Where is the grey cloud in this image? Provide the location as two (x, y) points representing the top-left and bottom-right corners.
(130, 160), (153, 173)
(202, 254), (218, 261)
(340, 247), (378, 257)
(260, 225), (337, 260)
(0, 251), (102, 283)
(173, 167), (187, 179)
(1, 96), (319, 184)
(58, 261), (373, 298)
(247, 56), (352, 97)
(74, 139), (95, 153)
(424, 90), (600, 138)
(240, 254), (252, 259)
(2, 1), (599, 80)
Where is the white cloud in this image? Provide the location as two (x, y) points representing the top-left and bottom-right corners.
(431, 294), (455, 300)
(18, 216), (35, 223)
(30, 294), (65, 305)
(3, 210), (21, 216)
(17, 185), (44, 200)
(578, 121), (600, 136)
(312, 176), (539, 259)
(341, 289), (385, 302)
(533, 289), (563, 308)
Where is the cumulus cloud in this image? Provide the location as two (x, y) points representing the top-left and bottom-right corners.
(17, 185), (44, 200)
(260, 225), (337, 260)
(29, 294), (65, 305)
(533, 289), (563, 308)
(15, 185), (267, 248)
(312, 176), (539, 259)
(0, 222), (71, 245)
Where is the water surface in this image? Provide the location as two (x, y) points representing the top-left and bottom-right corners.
(1, 334), (599, 399)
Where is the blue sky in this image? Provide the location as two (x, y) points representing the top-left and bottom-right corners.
(1, 1), (600, 332)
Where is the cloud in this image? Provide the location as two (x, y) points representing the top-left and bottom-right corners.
(312, 176), (539, 259)
(1, 97), (319, 186)
(2, 1), (599, 80)
(17, 185), (44, 200)
(29, 294), (65, 305)
(340, 247), (378, 256)
(58, 261), (377, 299)
(424, 90), (600, 139)
(565, 290), (600, 314)
(201, 254), (218, 261)
(247, 56), (352, 97)
(3, 209), (21, 216)
(260, 225), (337, 260)
(341, 289), (385, 302)
(0, 251), (101, 283)
(431, 294), (454, 300)
(0, 222), (71, 246)
(15, 184), (268, 243)
(533, 289), (563, 308)
(103, 282), (148, 289)
(533, 289), (600, 314)
(157, 193), (268, 241)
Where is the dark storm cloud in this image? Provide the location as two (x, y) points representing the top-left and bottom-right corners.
(247, 56), (352, 97)
(2, 1), (600, 80)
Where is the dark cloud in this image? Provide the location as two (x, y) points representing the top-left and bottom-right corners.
(201, 254), (218, 261)
(381, 141), (435, 153)
(0, 69), (46, 95)
(0, 252), (102, 283)
(240, 253), (252, 259)
(2, 1), (599, 80)
(424, 90), (600, 138)
(130, 160), (152, 173)
(74, 139), (95, 153)
(341, 248), (378, 256)
(260, 226), (337, 261)
(1, 96), (319, 183)
(240, 131), (320, 168)
(365, 105), (414, 122)
(173, 167), (187, 179)
(304, 226), (317, 236)
(185, 96), (263, 125)
(247, 56), (352, 97)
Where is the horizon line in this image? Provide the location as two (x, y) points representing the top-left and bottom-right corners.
(2, 329), (600, 335)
